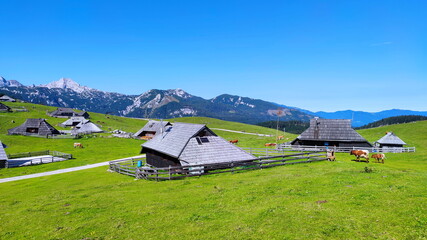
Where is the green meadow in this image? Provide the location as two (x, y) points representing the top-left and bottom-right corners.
(0, 102), (426, 239)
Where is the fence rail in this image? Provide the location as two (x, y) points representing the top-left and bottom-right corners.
(5, 150), (73, 168)
(109, 151), (327, 181)
(8, 133), (80, 139)
(277, 144), (415, 153)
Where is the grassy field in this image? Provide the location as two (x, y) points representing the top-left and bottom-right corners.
(0, 102), (426, 239)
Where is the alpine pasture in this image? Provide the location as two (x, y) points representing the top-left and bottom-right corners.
(0, 102), (426, 239)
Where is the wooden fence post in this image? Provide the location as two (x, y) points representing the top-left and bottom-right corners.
(231, 160), (234, 174)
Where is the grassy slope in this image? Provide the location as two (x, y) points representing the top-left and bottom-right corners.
(0, 102), (289, 178)
(0, 103), (426, 239)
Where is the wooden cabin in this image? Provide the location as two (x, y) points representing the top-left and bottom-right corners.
(0, 95), (16, 102)
(134, 120), (172, 139)
(48, 108), (90, 119)
(8, 118), (60, 136)
(140, 123), (255, 168)
(0, 102), (11, 112)
(0, 141), (7, 168)
(375, 132), (406, 148)
(291, 118), (372, 148)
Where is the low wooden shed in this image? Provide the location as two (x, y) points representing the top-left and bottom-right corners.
(375, 132), (406, 148)
(140, 123), (255, 168)
(291, 118), (372, 148)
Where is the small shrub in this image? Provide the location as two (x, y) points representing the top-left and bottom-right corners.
(363, 166), (373, 173)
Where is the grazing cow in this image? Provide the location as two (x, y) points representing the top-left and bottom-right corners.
(371, 153), (386, 163)
(327, 150), (336, 161)
(350, 150), (369, 162)
(277, 135), (284, 140)
(265, 143), (277, 147)
(73, 143), (84, 148)
(229, 139), (239, 144)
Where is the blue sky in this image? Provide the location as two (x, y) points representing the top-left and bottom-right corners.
(0, 0), (426, 112)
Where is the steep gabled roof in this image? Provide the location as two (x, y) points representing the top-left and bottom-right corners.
(76, 121), (103, 134)
(61, 117), (87, 126)
(0, 102), (11, 111)
(0, 95), (16, 102)
(0, 141), (8, 160)
(142, 123), (214, 158)
(179, 136), (255, 166)
(376, 132), (406, 145)
(134, 120), (172, 137)
(296, 119), (368, 142)
(8, 118), (60, 135)
(50, 108), (76, 115)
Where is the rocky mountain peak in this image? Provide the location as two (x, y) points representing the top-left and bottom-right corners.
(0, 76), (24, 87)
(41, 78), (93, 93)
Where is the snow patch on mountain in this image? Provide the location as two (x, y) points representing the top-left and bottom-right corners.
(170, 107), (197, 116)
(234, 97), (255, 108)
(41, 78), (93, 93)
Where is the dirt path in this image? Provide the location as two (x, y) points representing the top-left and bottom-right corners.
(0, 155), (145, 184)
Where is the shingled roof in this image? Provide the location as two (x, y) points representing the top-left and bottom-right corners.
(0, 141), (7, 160)
(296, 118), (368, 142)
(0, 102), (11, 112)
(49, 108), (90, 119)
(141, 123), (255, 166)
(0, 95), (16, 102)
(8, 118), (60, 135)
(376, 132), (406, 145)
(60, 117), (87, 127)
(76, 121), (103, 134)
(134, 120), (172, 137)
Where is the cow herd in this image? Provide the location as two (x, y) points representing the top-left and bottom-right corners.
(350, 150), (386, 163)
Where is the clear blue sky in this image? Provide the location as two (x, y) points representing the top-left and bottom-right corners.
(1, 0), (426, 112)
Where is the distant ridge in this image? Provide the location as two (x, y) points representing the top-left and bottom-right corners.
(355, 115), (427, 129)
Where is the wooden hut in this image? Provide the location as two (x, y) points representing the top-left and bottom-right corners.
(134, 120), (172, 139)
(0, 141), (7, 168)
(140, 123), (255, 168)
(375, 132), (406, 148)
(60, 117), (87, 127)
(0, 95), (16, 102)
(291, 118), (372, 148)
(0, 102), (11, 112)
(74, 121), (103, 134)
(49, 108), (90, 119)
(8, 118), (60, 136)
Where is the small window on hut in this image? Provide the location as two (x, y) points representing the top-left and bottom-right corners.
(196, 137), (210, 145)
(26, 128), (39, 133)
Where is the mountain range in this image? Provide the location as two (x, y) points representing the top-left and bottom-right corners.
(1, 76), (426, 126)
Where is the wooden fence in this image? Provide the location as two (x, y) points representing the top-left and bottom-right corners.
(109, 151), (327, 181)
(5, 150), (73, 168)
(277, 144), (415, 153)
(8, 133), (80, 139)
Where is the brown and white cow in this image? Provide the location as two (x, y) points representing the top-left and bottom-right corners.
(371, 153), (386, 163)
(265, 143), (277, 147)
(350, 150), (369, 162)
(73, 143), (84, 148)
